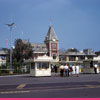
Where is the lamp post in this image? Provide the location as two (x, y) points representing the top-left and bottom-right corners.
(6, 22), (15, 74)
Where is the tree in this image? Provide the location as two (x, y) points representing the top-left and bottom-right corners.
(13, 39), (33, 73)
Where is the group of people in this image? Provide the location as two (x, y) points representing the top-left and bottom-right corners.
(52, 63), (99, 76)
(59, 64), (80, 77)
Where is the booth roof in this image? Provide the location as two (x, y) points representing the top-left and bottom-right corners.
(24, 55), (53, 63)
(35, 55), (53, 61)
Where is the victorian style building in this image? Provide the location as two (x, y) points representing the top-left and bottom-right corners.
(31, 25), (96, 65)
(31, 25), (59, 62)
(59, 48), (96, 64)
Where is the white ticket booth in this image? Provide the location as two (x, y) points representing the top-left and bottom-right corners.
(26, 55), (53, 77)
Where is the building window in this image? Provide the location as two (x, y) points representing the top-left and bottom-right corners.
(59, 55), (66, 61)
(53, 54), (56, 59)
(78, 56), (85, 61)
(87, 56), (93, 60)
(90, 61), (93, 68)
(31, 63), (35, 69)
(69, 56), (76, 61)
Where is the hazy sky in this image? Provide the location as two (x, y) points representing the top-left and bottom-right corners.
(0, 0), (100, 51)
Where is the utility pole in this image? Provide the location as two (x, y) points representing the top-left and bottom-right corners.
(6, 22), (15, 74)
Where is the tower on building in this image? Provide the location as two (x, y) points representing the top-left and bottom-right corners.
(44, 25), (59, 60)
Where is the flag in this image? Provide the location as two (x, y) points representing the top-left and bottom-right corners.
(22, 50), (25, 55)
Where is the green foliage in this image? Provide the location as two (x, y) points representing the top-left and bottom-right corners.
(1, 64), (7, 69)
(12, 39), (33, 73)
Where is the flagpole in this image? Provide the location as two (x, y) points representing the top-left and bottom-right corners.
(22, 31), (24, 40)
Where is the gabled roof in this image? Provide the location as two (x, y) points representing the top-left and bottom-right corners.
(44, 26), (58, 41)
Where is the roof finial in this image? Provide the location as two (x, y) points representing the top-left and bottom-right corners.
(50, 16), (52, 26)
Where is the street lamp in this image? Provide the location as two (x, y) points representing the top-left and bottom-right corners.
(6, 22), (15, 74)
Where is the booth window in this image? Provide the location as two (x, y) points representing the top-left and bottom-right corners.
(42, 63), (49, 69)
(31, 63), (35, 69)
(37, 62), (49, 69)
(37, 63), (42, 69)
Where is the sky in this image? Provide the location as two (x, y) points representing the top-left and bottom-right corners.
(0, 0), (100, 51)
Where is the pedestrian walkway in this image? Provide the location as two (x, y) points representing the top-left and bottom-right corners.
(0, 74), (30, 78)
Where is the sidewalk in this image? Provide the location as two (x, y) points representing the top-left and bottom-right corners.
(0, 74), (30, 78)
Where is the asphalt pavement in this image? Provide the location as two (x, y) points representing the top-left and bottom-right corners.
(0, 73), (100, 98)
(0, 73), (100, 85)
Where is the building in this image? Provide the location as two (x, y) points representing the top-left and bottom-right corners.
(59, 48), (96, 64)
(31, 43), (47, 58)
(95, 51), (100, 56)
(31, 25), (59, 63)
(0, 48), (8, 67)
(24, 25), (59, 75)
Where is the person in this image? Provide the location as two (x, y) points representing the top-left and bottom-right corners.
(64, 64), (69, 77)
(94, 63), (98, 74)
(79, 64), (83, 73)
(76, 64), (80, 77)
(72, 64), (76, 76)
(54, 65), (58, 75)
(59, 64), (64, 77)
(69, 64), (73, 75)
(51, 64), (54, 72)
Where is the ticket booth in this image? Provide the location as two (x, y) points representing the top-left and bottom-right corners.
(83, 59), (99, 74)
(25, 55), (53, 77)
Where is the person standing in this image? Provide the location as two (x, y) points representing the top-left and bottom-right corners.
(51, 64), (54, 72)
(69, 64), (73, 75)
(54, 65), (58, 75)
(64, 64), (69, 77)
(72, 64), (76, 76)
(94, 63), (98, 74)
(59, 64), (64, 77)
(76, 64), (80, 77)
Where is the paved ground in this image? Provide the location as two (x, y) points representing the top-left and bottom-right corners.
(0, 73), (100, 85)
(0, 73), (100, 98)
